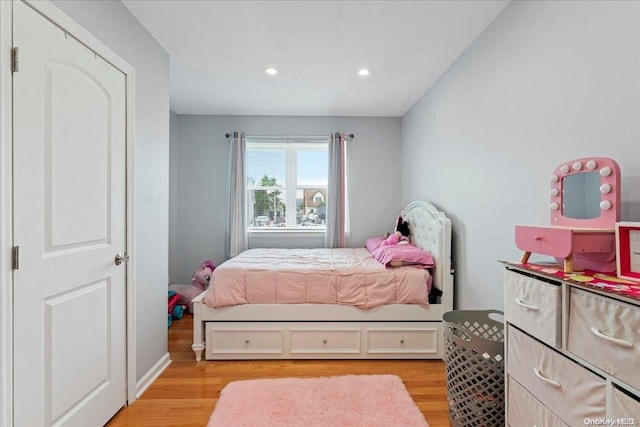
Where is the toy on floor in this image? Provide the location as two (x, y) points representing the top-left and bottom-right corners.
(168, 260), (215, 313)
(167, 290), (185, 328)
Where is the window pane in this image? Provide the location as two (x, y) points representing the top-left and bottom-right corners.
(246, 149), (286, 188)
(248, 189), (286, 228)
(297, 150), (328, 187)
(297, 188), (326, 228)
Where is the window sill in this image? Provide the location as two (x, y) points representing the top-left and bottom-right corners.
(249, 228), (326, 237)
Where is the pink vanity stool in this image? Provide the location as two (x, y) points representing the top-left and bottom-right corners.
(515, 157), (621, 273)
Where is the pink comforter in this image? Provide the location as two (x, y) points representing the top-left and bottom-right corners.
(204, 248), (431, 309)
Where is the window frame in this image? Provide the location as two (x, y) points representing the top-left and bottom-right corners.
(245, 137), (329, 232)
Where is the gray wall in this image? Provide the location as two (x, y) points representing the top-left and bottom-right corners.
(169, 112), (179, 284)
(401, 0), (640, 310)
(170, 115), (402, 284)
(53, 0), (170, 385)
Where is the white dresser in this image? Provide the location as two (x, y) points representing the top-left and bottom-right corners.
(503, 264), (640, 426)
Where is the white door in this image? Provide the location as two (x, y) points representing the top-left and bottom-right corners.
(12, 1), (127, 426)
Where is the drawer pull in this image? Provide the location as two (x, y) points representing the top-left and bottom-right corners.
(322, 339), (327, 344)
(515, 298), (539, 311)
(590, 326), (634, 348)
(533, 367), (560, 388)
(244, 340), (250, 344)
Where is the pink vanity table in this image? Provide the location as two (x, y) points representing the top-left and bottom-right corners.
(515, 157), (621, 273)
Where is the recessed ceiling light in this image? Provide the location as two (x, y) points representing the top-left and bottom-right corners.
(265, 67), (278, 75)
(358, 68), (370, 76)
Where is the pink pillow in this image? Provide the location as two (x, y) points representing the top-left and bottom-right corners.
(372, 244), (435, 269)
(364, 236), (386, 253)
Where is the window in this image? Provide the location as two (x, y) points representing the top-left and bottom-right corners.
(246, 137), (328, 230)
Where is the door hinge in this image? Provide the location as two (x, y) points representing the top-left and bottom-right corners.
(12, 246), (19, 270)
(11, 47), (19, 72)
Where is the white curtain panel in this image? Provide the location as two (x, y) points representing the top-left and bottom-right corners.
(325, 132), (348, 248)
(228, 132), (248, 257)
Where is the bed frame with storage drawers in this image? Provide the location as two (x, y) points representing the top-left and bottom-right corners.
(191, 201), (454, 361)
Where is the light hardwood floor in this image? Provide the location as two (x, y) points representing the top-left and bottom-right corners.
(107, 314), (451, 426)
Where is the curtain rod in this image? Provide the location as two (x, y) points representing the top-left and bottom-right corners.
(224, 133), (355, 140)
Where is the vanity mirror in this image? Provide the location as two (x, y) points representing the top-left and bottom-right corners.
(550, 157), (620, 228)
(516, 157), (621, 273)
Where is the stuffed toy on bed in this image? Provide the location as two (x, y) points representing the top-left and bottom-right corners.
(168, 260), (215, 313)
(382, 215), (411, 246)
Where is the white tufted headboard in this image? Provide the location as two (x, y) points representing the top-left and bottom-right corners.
(402, 201), (453, 295)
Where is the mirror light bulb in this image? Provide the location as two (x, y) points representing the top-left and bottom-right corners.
(600, 167), (612, 177)
(550, 175), (559, 183)
(600, 200), (612, 210)
(550, 188), (559, 197)
(560, 165), (570, 174)
(550, 202), (559, 211)
(600, 184), (611, 193)
(572, 162), (582, 171)
(586, 160), (597, 170)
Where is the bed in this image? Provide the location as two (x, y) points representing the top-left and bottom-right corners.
(191, 200), (453, 361)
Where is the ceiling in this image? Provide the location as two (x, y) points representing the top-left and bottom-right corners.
(122, 0), (510, 117)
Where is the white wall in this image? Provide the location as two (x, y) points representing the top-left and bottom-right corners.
(53, 0), (170, 384)
(171, 115), (402, 284)
(402, 0), (640, 310)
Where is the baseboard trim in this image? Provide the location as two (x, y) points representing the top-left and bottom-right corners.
(135, 352), (171, 400)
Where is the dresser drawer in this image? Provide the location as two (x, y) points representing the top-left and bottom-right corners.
(507, 377), (569, 427)
(515, 225), (574, 258)
(507, 325), (606, 426)
(567, 287), (640, 390)
(514, 225), (615, 259)
(504, 269), (561, 348)
(289, 328), (360, 354)
(206, 325), (283, 358)
(611, 386), (640, 418)
(366, 327), (439, 355)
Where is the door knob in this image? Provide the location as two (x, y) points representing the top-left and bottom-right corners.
(114, 253), (130, 266)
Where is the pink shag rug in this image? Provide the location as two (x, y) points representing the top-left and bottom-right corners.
(207, 374), (429, 427)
